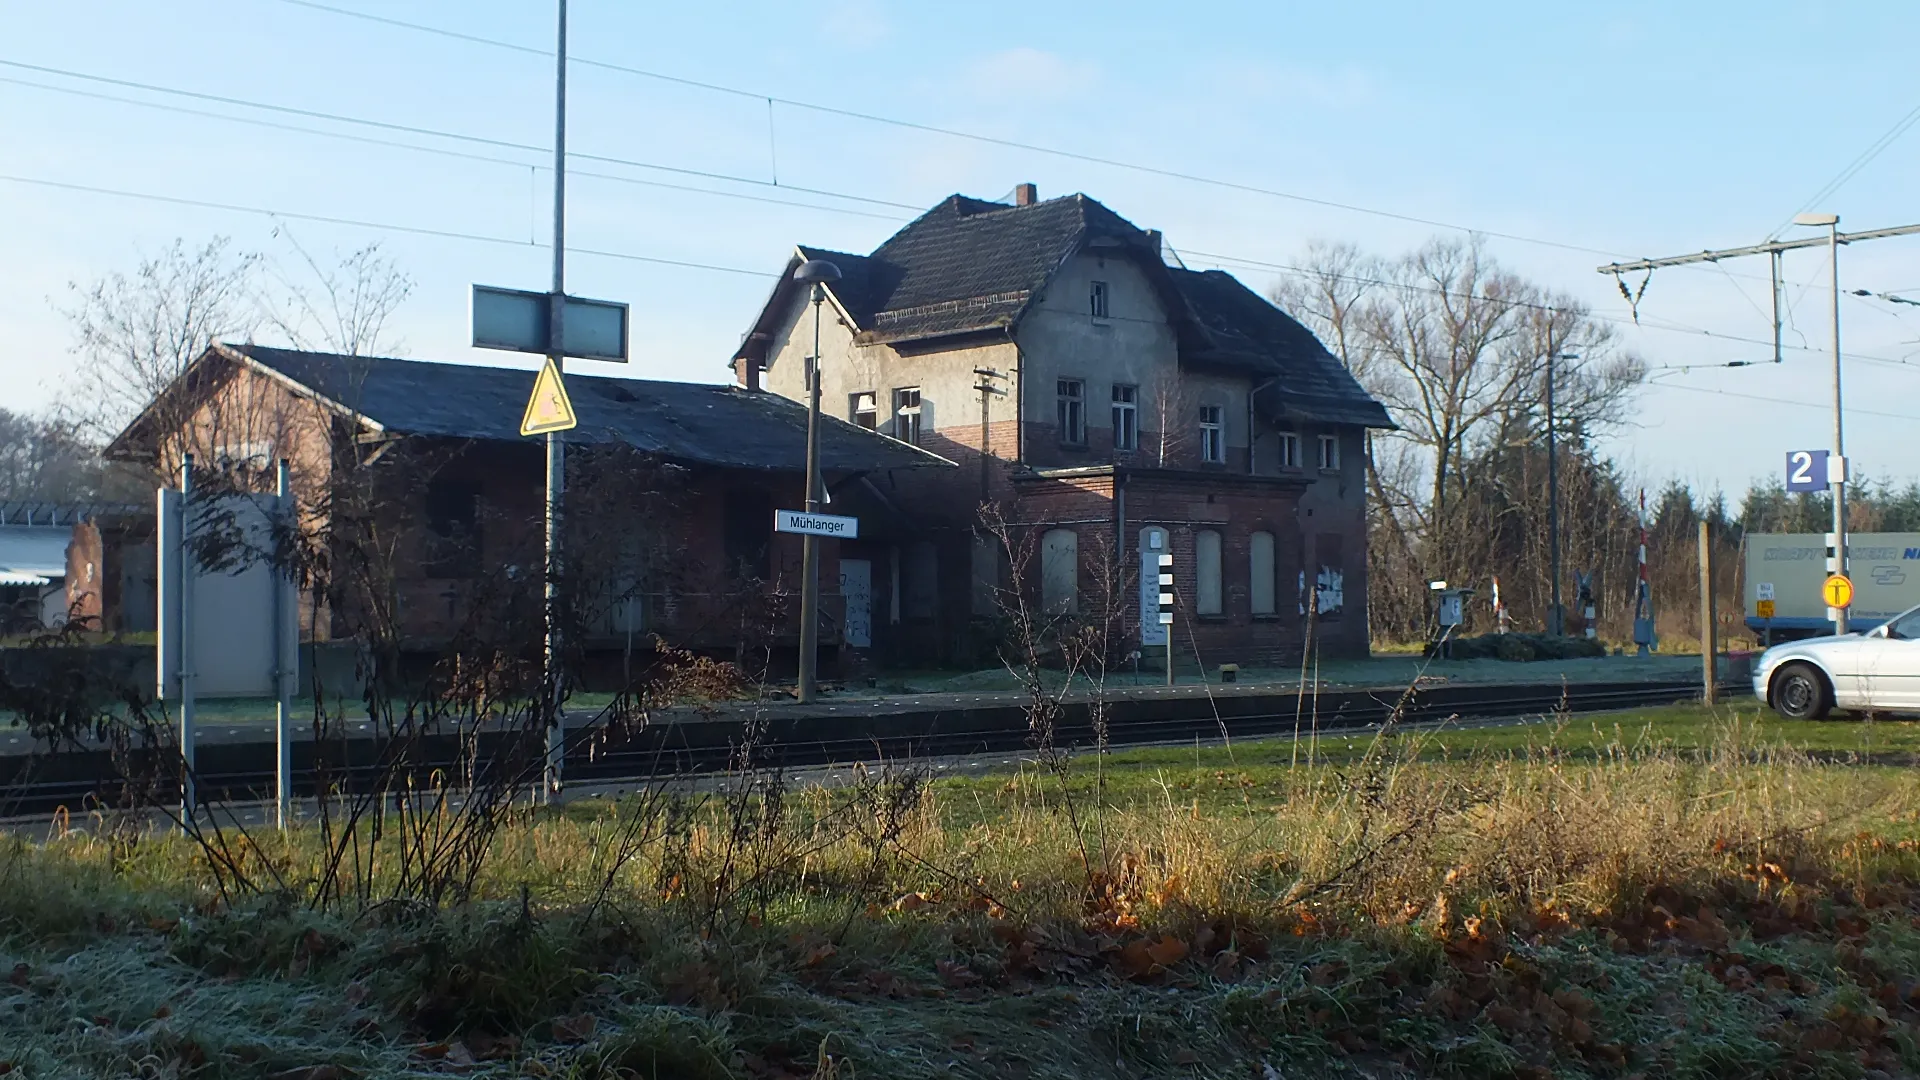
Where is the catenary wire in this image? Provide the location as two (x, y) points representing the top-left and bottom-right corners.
(5, 57), (1854, 357)
(267, 0), (1799, 272)
(0, 58), (925, 213)
(7, 58), (1912, 375)
(0, 75), (912, 223)
(0, 174), (774, 278)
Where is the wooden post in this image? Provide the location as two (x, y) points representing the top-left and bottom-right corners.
(1699, 520), (1717, 705)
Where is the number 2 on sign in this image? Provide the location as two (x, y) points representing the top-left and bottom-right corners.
(1789, 451), (1814, 486)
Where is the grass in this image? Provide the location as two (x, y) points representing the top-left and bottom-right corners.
(8, 702), (1920, 1077)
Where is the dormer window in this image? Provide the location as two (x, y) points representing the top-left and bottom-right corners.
(850, 392), (878, 430)
(1090, 280), (1110, 320)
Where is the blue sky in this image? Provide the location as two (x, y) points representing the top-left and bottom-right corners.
(4, 0), (1918, 495)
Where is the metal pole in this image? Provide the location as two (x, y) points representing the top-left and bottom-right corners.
(1546, 350), (1562, 635)
(178, 455), (196, 829)
(1166, 616), (1174, 687)
(1828, 218), (1849, 636)
(542, 0), (568, 800)
(275, 458), (293, 830)
(797, 287), (824, 703)
(1699, 519), (1717, 705)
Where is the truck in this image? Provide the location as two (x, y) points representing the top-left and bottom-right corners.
(1744, 532), (1920, 642)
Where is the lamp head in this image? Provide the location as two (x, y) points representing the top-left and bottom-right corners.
(793, 258), (843, 285)
(1793, 212), (1839, 227)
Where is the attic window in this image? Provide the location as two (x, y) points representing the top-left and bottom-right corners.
(1090, 280), (1110, 320)
(850, 392), (878, 430)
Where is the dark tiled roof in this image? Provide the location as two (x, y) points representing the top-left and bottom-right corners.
(754, 190), (1392, 428)
(235, 345), (952, 474)
(1169, 270), (1394, 429)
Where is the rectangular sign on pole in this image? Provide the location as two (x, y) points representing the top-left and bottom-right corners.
(472, 284), (629, 362)
(1786, 449), (1830, 492)
(774, 509), (858, 538)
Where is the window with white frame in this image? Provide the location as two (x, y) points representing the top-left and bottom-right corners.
(1276, 431), (1301, 470)
(1199, 405), (1224, 464)
(1057, 378), (1086, 445)
(1090, 280), (1110, 319)
(1112, 384), (1138, 451)
(850, 392), (878, 430)
(1317, 432), (1341, 471)
(893, 387), (922, 444)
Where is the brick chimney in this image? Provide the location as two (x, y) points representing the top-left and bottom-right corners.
(733, 355), (761, 391)
(1013, 182), (1037, 207)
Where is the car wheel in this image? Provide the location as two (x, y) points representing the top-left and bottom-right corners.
(1771, 662), (1831, 721)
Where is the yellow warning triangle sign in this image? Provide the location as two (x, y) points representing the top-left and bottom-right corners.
(520, 357), (577, 436)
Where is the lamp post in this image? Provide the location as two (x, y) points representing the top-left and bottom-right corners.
(1793, 211), (1848, 634)
(792, 258), (841, 703)
(1545, 349), (1578, 636)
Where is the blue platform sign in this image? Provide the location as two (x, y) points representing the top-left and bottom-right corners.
(1786, 450), (1830, 493)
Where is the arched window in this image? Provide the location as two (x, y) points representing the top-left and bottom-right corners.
(1249, 531), (1276, 616)
(1195, 529), (1223, 615)
(1041, 528), (1079, 614)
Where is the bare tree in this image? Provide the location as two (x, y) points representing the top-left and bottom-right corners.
(62, 237), (261, 444)
(0, 408), (139, 502)
(1273, 236), (1647, 639)
(257, 231), (414, 356)
(1146, 369), (1200, 467)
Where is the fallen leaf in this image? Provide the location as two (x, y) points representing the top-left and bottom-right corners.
(153, 1004), (172, 1020)
(936, 959), (981, 988)
(551, 1013), (597, 1043)
(892, 892), (934, 914)
(445, 1041), (475, 1067)
(1211, 949), (1242, 981)
(1173, 1048), (1201, 1065)
(344, 981), (370, 1007)
(803, 942), (837, 967)
(4, 964), (25, 987)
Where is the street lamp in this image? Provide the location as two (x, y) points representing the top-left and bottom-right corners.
(1545, 349), (1578, 635)
(1792, 211), (1848, 634)
(792, 257), (841, 703)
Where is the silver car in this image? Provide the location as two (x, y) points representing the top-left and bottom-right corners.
(1754, 603), (1920, 719)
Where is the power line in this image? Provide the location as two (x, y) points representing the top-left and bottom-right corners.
(8, 56), (1906, 374)
(1770, 96), (1920, 240)
(1182, 247), (1915, 369)
(266, 0), (1662, 261)
(0, 58), (923, 213)
(0, 75), (911, 223)
(0, 173), (774, 278)
(1652, 379), (1920, 423)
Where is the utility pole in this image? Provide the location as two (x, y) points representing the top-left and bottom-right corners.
(541, 0), (569, 801)
(791, 259), (842, 703)
(1597, 219), (1920, 638)
(1546, 348), (1561, 635)
(973, 368), (1007, 502)
(1699, 520), (1717, 705)
(1812, 214), (1849, 635)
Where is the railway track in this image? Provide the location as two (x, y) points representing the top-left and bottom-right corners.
(0, 678), (1726, 819)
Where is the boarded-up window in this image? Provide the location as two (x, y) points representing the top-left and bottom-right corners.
(723, 488), (772, 580)
(971, 532), (1000, 616)
(1315, 532), (1345, 619)
(1041, 528), (1078, 614)
(424, 478), (481, 579)
(1195, 529), (1223, 616)
(1249, 531), (1276, 616)
(904, 540), (938, 620)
